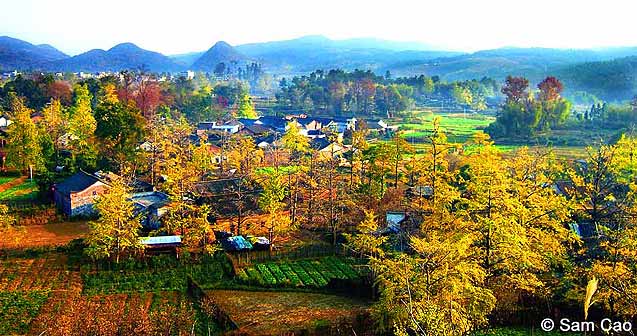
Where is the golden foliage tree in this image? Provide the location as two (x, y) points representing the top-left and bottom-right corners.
(5, 94), (43, 172)
(85, 177), (143, 263)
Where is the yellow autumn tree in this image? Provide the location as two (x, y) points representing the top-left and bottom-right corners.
(573, 136), (637, 317)
(281, 121), (310, 157)
(85, 177), (143, 263)
(257, 172), (295, 244)
(5, 94), (43, 172)
(68, 84), (97, 169)
(463, 135), (573, 312)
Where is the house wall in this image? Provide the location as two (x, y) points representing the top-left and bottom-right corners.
(55, 182), (109, 217)
(70, 182), (109, 216)
(53, 191), (72, 216)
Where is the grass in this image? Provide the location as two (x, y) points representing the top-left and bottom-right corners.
(0, 180), (38, 201)
(256, 165), (300, 175)
(0, 176), (19, 186)
(397, 111), (495, 143)
(387, 111), (589, 159)
(205, 289), (370, 335)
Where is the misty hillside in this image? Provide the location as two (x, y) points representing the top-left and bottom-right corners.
(557, 56), (637, 101)
(2, 35), (637, 101)
(191, 41), (249, 71)
(386, 47), (637, 82)
(235, 35), (462, 75)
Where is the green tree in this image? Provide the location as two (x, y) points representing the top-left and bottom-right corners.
(95, 84), (146, 170)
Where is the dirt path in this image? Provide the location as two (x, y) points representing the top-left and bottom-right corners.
(0, 221), (89, 249)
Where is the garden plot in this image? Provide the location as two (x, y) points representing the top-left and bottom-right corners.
(236, 256), (363, 288)
(0, 290), (50, 335)
(28, 291), (205, 336)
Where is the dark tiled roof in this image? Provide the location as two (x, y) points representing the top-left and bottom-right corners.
(197, 122), (217, 130)
(256, 116), (288, 130)
(307, 129), (324, 136)
(237, 118), (258, 126)
(55, 171), (101, 195)
(242, 124), (272, 135)
(310, 137), (330, 150)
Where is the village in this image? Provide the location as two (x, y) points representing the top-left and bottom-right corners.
(45, 113), (398, 254)
(3, 3), (637, 331)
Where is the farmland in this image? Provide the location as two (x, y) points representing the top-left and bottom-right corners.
(82, 255), (230, 294)
(206, 290), (371, 335)
(0, 180), (39, 201)
(0, 221), (89, 249)
(0, 245), (374, 335)
(390, 111), (590, 159)
(236, 256), (363, 288)
(397, 111), (495, 143)
(0, 290), (49, 335)
(28, 291), (210, 336)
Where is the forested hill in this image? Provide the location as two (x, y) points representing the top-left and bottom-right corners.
(557, 56), (637, 101)
(45, 43), (183, 73)
(0, 36), (69, 71)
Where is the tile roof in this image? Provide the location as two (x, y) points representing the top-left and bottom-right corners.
(55, 171), (102, 195)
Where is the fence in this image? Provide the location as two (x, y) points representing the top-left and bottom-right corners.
(186, 277), (238, 331)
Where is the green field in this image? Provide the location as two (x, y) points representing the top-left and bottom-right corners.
(236, 257), (363, 288)
(397, 111), (495, 143)
(392, 111), (589, 159)
(0, 180), (38, 201)
(0, 290), (50, 335)
(0, 176), (19, 186)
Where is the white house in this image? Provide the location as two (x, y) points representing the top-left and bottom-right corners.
(0, 116), (11, 128)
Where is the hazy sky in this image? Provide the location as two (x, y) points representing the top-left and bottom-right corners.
(1, 0), (636, 55)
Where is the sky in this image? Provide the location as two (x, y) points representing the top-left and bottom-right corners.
(1, 0), (636, 56)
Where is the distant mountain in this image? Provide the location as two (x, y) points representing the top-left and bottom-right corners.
(170, 51), (205, 67)
(191, 41), (249, 71)
(47, 42), (182, 72)
(557, 56), (637, 101)
(233, 35), (462, 75)
(0, 36), (68, 71)
(387, 47), (637, 85)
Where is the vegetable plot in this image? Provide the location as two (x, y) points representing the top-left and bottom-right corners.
(239, 257), (362, 288)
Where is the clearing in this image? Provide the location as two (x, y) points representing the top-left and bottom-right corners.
(0, 221), (89, 249)
(206, 289), (370, 335)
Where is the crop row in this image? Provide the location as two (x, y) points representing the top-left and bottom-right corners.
(0, 290), (50, 335)
(83, 262), (227, 294)
(0, 254), (81, 292)
(239, 257), (361, 288)
(28, 291), (204, 336)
